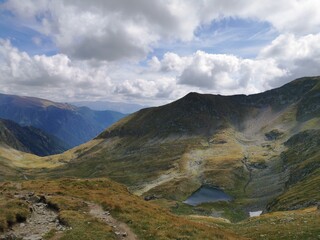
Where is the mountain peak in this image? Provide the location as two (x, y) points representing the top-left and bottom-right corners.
(98, 77), (320, 139)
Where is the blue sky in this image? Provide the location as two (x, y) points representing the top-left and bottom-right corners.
(0, 0), (319, 104)
(149, 18), (277, 61)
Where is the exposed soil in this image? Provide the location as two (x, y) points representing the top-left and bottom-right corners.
(87, 202), (138, 240)
(0, 193), (67, 240)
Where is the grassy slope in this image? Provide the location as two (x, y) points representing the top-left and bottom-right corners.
(187, 207), (320, 240)
(265, 130), (320, 211)
(0, 178), (244, 240)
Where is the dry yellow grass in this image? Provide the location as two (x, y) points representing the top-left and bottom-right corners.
(0, 178), (246, 240)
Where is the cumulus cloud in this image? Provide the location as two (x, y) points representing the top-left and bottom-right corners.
(0, 39), (112, 99)
(4, 0), (320, 62)
(1, 0), (320, 104)
(153, 51), (288, 94)
(151, 33), (320, 94)
(3, 0), (196, 61)
(259, 33), (320, 87)
(0, 39), (181, 103)
(114, 77), (176, 99)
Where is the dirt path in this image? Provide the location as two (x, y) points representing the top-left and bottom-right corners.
(87, 202), (138, 240)
(0, 193), (67, 240)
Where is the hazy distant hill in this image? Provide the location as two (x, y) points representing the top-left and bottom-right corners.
(0, 94), (126, 147)
(71, 100), (148, 113)
(0, 118), (67, 156)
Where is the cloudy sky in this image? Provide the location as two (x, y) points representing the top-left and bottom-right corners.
(0, 0), (320, 105)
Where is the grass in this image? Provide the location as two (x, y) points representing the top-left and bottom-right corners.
(58, 210), (116, 240)
(267, 169), (320, 212)
(170, 201), (248, 223)
(0, 178), (244, 240)
(0, 195), (30, 232)
(186, 206), (320, 240)
(229, 207), (320, 240)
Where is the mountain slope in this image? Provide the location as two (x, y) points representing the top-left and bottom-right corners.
(0, 118), (68, 156)
(0, 178), (244, 240)
(40, 77), (320, 215)
(99, 76), (319, 139)
(0, 77), (318, 224)
(0, 94), (126, 147)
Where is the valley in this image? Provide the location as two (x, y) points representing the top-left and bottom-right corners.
(0, 77), (319, 239)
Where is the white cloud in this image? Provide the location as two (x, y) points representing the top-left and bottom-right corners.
(2, 31), (320, 105)
(1, 0), (320, 104)
(0, 39), (181, 104)
(114, 77), (175, 99)
(156, 51), (288, 94)
(4, 0), (320, 62)
(259, 33), (320, 86)
(153, 33), (320, 94)
(0, 39), (112, 99)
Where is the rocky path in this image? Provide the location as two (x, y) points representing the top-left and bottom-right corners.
(87, 202), (138, 240)
(0, 193), (67, 240)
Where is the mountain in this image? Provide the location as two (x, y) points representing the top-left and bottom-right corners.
(0, 94), (126, 147)
(0, 77), (319, 239)
(0, 118), (68, 156)
(71, 100), (148, 113)
(40, 76), (320, 217)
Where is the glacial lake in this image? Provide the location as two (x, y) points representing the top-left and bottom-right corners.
(183, 186), (232, 206)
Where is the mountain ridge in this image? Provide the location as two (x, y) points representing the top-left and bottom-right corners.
(0, 118), (68, 156)
(98, 76), (319, 139)
(0, 93), (126, 147)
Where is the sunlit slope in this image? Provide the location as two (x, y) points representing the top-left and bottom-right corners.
(0, 178), (245, 240)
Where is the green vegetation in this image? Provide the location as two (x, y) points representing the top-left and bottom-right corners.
(188, 207), (320, 240)
(0, 196), (30, 232)
(58, 211), (116, 240)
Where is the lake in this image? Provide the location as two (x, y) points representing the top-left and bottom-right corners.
(183, 186), (232, 206)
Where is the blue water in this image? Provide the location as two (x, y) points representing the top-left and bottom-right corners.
(183, 186), (232, 206)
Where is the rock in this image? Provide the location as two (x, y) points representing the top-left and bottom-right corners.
(265, 129), (284, 141)
(144, 195), (157, 201)
(24, 234), (42, 240)
(27, 192), (35, 197)
(20, 223), (26, 227)
(29, 195), (41, 203)
(0, 233), (17, 240)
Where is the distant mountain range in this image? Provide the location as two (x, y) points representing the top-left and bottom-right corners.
(0, 118), (67, 156)
(0, 93), (126, 148)
(71, 100), (148, 113)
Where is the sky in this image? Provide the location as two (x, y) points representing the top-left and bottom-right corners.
(0, 0), (320, 105)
